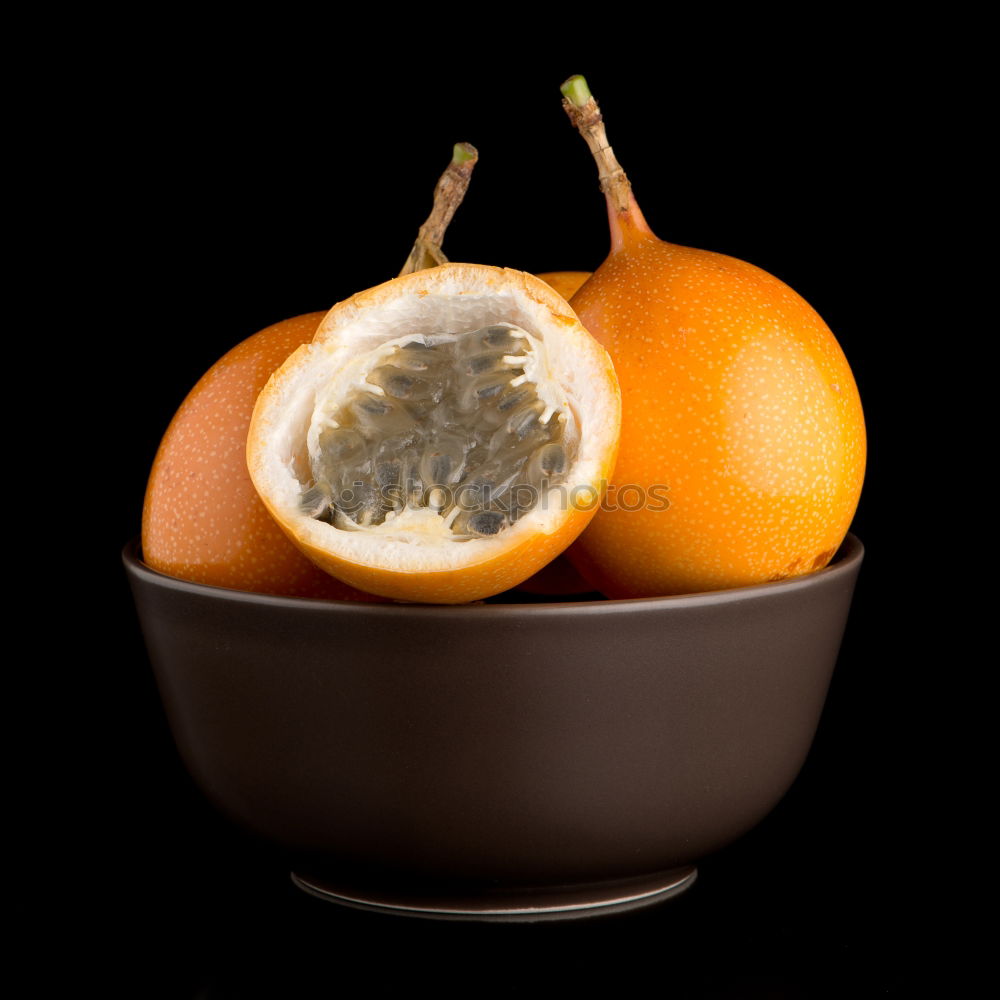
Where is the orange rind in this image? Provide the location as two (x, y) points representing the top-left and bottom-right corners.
(141, 312), (380, 601)
(247, 263), (621, 604)
(561, 75), (865, 597)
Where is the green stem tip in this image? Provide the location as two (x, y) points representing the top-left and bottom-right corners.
(560, 75), (592, 107)
(452, 142), (478, 165)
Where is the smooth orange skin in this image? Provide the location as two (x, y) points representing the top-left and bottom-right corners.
(536, 271), (592, 302)
(142, 313), (382, 602)
(567, 205), (866, 598)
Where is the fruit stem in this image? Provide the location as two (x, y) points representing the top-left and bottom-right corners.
(399, 143), (478, 277)
(561, 76), (653, 250)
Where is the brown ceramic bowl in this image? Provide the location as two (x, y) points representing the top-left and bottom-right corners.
(124, 535), (863, 921)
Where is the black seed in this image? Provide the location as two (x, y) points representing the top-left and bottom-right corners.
(355, 395), (392, 417)
(466, 352), (505, 375)
(481, 326), (525, 352)
(385, 374), (416, 397)
(468, 511), (506, 536)
(371, 366), (442, 402)
(498, 388), (531, 412)
(317, 427), (364, 461)
(538, 443), (566, 476)
(509, 403), (543, 438)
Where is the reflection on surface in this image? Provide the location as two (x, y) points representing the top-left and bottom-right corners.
(115, 831), (905, 998)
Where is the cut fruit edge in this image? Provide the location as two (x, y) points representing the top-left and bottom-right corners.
(247, 263), (621, 603)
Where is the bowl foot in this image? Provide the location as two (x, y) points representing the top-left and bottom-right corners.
(290, 866), (697, 922)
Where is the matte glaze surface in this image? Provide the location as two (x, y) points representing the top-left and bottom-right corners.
(124, 536), (862, 901)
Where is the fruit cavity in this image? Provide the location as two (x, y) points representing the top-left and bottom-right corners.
(247, 263), (621, 604)
(303, 323), (575, 540)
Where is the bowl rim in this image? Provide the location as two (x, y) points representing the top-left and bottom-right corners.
(122, 533), (863, 617)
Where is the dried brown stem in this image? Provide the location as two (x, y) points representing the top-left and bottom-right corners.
(399, 143), (478, 277)
(561, 88), (631, 216)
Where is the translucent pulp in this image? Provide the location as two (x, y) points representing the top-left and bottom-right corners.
(302, 324), (578, 540)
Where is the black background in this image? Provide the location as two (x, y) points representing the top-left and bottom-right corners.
(73, 27), (948, 996)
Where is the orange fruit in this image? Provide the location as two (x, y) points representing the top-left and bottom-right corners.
(536, 270), (591, 302)
(247, 263), (621, 604)
(142, 144), (481, 602)
(142, 313), (381, 600)
(561, 76), (865, 598)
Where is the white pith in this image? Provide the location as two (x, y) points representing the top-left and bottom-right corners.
(248, 265), (620, 574)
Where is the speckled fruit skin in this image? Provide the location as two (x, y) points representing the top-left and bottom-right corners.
(567, 202), (866, 598)
(142, 313), (381, 601)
